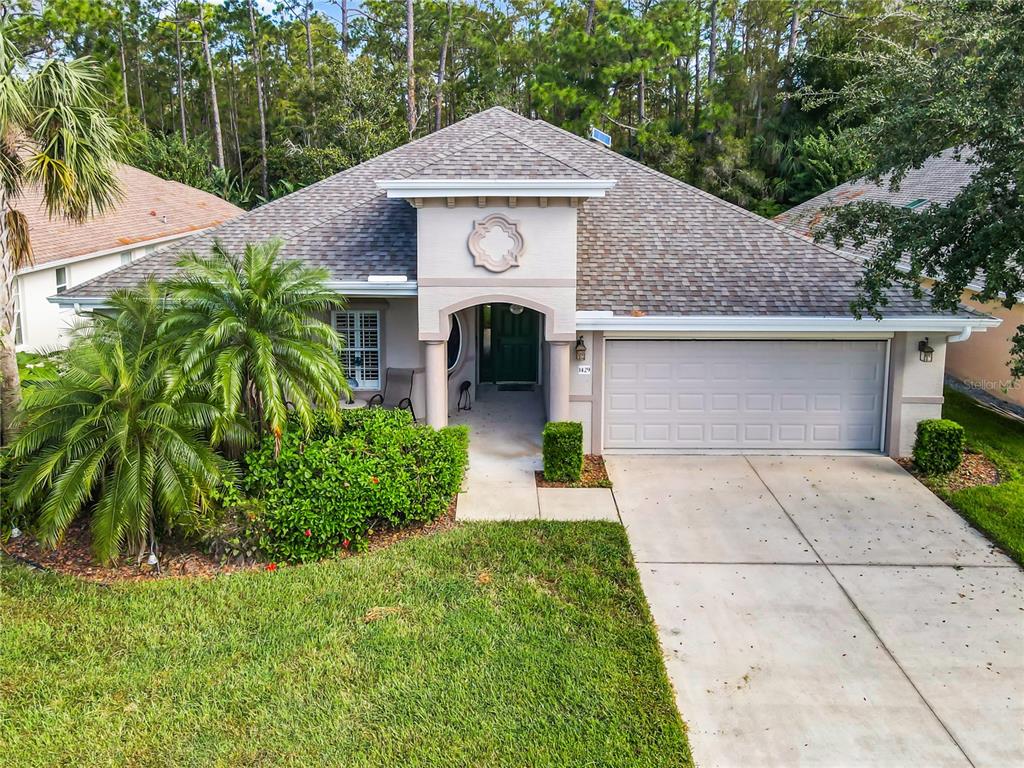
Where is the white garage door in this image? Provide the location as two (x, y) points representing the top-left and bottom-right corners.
(604, 340), (886, 451)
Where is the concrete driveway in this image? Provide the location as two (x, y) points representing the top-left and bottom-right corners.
(607, 455), (1024, 768)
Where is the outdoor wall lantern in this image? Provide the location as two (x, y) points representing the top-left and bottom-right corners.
(918, 337), (934, 363)
(575, 335), (587, 361)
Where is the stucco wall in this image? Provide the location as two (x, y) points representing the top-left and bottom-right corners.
(17, 251), (122, 350)
(886, 332), (948, 456)
(569, 331), (597, 453)
(415, 198), (578, 342)
(330, 298), (427, 418)
(446, 308), (476, 415)
(945, 294), (1023, 407)
(17, 241), (167, 352)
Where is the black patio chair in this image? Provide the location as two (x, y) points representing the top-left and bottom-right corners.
(368, 367), (417, 422)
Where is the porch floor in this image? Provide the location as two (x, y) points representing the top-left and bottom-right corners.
(452, 385), (544, 520)
(451, 385), (619, 522)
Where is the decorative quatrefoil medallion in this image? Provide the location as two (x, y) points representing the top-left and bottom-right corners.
(467, 214), (524, 273)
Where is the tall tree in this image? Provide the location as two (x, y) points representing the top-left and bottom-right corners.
(246, 0), (269, 197)
(405, 0), (416, 136)
(172, 1), (188, 144)
(197, 0), (225, 168)
(0, 25), (125, 444)
(434, 0), (453, 132)
(807, 0), (1024, 374)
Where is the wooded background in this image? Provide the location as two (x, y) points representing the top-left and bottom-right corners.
(8, 1), (940, 214)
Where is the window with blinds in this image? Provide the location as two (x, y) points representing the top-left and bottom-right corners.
(333, 310), (381, 390)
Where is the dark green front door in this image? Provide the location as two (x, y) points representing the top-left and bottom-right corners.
(479, 304), (539, 384)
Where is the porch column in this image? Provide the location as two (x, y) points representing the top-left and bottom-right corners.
(424, 340), (448, 428)
(548, 340), (571, 422)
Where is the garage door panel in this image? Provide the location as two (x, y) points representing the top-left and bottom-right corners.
(604, 340), (885, 451)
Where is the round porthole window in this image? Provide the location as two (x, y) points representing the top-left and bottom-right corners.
(509, 303), (524, 315)
(447, 314), (462, 371)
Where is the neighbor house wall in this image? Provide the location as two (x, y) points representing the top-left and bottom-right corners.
(945, 295), (1023, 407)
(18, 251), (122, 351)
(17, 241), (168, 352)
(885, 331), (948, 456)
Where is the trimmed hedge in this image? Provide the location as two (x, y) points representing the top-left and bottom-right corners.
(913, 418), (965, 475)
(243, 409), (469, 563)
(542, 421), (584, 483)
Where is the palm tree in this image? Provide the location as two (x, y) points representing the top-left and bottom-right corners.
(0, 24), (125, 444)
(7, 282), (228, 564)
(162, 239), (349, 452)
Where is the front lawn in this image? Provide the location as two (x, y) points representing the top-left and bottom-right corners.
(0, 522), (692, 768)
(940, 389), (1024, 564)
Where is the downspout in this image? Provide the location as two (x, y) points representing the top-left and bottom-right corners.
(947, 326), (973, 343)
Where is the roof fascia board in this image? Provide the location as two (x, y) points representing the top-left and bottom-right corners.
(574, 312), (1001, 333)
(50, 279), (420, 310)
(377, 178), (616, 199)
(326, 280), (419, 297)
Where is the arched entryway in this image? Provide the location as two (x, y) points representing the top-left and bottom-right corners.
(422, 298), (572, 429)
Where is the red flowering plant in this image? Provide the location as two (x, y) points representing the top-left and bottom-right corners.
(242, 409), (468, 564)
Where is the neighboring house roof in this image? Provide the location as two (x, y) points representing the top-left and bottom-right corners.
(16, 163), (244, 268)
(774, 149), (977, 269)
(60, 109), (969, 319)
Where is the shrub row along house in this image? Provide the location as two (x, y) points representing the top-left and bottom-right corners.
(14, 164), (241, 351)
(775, 148), (1024, 409)
(55, 108), (999, 456)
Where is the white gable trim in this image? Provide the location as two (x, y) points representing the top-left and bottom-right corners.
(377, 178), (616, 199)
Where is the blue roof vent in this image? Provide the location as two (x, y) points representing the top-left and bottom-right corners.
(589, 126), (612, 148)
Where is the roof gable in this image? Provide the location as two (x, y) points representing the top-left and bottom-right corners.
(403, 131), (592, 180)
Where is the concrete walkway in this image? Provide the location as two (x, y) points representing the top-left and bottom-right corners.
(608, 454), (1024, 768)
(452, 386), (618, 521)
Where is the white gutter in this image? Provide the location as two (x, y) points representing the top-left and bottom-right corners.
(574, 311), (1002, 334)
(326, 279), (418, 297)
(51, 279), (420, 310)
(377, 178), (617, 199)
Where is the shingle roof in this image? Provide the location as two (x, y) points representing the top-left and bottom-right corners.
(774, 149), (976, 243)
(17, 164), (243, 267)
(63, 107), (960, 318)
(404, 131), (592, 180)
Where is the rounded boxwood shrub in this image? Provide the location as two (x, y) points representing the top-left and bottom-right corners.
(913, 418), (966, 475)
(243, 409), (469, 563)
(542, 421), (584, 483)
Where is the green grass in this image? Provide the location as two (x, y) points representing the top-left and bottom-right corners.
(0, 522), (691, 768)
(938, 389), (1024, 564)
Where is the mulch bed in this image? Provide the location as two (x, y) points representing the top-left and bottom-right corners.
(361, 497), (458, 554)
(2, 496), (461, 584)
(535, 454), (613, 488)
(1, 518), (246, 584)
(897, 451), (1001, 494)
